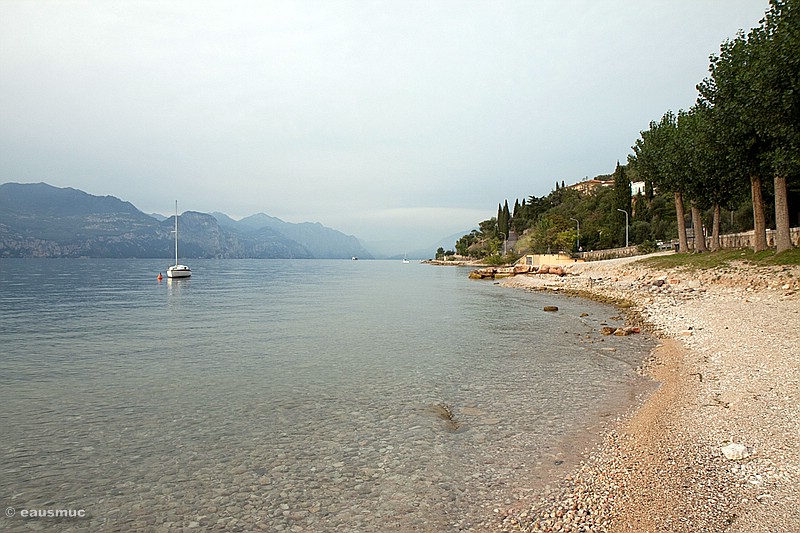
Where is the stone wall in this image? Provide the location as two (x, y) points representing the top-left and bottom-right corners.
(689, 227), (800, 250)
(578, 227), (799, 262)
(579, 246), (640, 262)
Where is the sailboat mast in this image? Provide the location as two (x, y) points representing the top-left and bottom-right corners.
(174, 200), (179, 266)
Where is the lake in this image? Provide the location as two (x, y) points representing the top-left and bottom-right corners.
(0, 258), (655, 532)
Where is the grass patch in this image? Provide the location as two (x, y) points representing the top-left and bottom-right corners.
(635, 247), (800, 270)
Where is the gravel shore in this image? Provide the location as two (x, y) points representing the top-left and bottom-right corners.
(494, 253), (800, 532)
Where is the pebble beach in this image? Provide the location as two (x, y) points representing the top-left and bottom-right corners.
(495, 253), (800, 532)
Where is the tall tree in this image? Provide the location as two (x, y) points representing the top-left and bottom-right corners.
(690, 104), (743, 251)
(753, 0), (799, 252)
(612, 162), (632, 246)
(497, 201), (510, 242)
(697, 0), (800, 251)
(503, 199), (511, 237)
(630, 112), (690, 252)
(676, 108), (711, 252)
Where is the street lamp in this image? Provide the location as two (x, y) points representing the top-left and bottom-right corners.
(570, 217), (580, 251)
(617, 209), (629, 248)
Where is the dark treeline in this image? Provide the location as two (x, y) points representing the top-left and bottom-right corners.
(450, 0), (798, 261)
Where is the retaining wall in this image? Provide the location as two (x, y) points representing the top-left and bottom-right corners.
(578, 227), (798, 262)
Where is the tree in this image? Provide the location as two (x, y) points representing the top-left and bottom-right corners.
(612, 162), (632, 246)
(675, 109), (708, 252)
(630, 111), (690, 253)
(496, 203), (505, 238)
(684, 104), (742, 251)
(753, 0), (799, 252)
(695, 0), (800, 252)
(711, 35), (769, 251)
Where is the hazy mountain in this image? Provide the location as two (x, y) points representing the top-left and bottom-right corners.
(209, 211), (240, 229)
(0, 182), (368, 259)
(0, 182), (161, 257)
(430, 230), (475, 253)
(211, 212), (371, 259)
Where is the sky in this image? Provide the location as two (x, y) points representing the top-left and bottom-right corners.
(0, 1), (768, 250)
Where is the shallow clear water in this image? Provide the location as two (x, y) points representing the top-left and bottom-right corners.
(0, 259), (654, 532)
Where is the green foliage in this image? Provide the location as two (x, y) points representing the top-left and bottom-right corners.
(483, 252), (520, 266)
(637, 240), (657, 254)
(495, 201), (512, 247)
(612, 162), (631, 216)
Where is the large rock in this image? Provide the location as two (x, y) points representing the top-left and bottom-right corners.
(721, 442), (749, 460)
(536, 264), (565, 276)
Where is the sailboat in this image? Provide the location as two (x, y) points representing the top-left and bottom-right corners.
(167, 200), (191, 278)
(402, 252), (410, 264)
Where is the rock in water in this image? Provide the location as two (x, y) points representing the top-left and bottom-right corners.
(543, 306), (559, 312)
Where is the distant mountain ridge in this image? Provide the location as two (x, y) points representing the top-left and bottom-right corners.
(0, 182), (372, 259)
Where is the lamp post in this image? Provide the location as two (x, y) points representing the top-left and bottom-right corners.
(570, 217), (580, 251)
(617, 209), (629, 248)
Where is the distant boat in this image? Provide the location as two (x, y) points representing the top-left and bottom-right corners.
(167, 201), (191, 279)
(352, 256), (358, 261)
(402, 252), (410, 264)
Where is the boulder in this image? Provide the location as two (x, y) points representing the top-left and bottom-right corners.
(543, 306), (559, 312)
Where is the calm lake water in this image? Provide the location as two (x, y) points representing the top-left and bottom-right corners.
(0, 259), (655, 532)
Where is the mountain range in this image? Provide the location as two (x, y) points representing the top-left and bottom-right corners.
(0, 182), (373, 259)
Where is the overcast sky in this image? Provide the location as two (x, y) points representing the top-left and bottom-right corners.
(0, 1), (767, 249)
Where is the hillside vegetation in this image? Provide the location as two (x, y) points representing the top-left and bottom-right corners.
(447, 1), (798, 262)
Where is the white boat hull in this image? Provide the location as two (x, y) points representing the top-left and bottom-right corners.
(167, 265), (192, 278)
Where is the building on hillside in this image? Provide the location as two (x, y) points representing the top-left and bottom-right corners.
(566, 179), (613, 195)
(567, 178), (646, 198)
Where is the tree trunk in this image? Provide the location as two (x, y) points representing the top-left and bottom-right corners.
(710, 203), (721, 251)
(691, 204), (708, 252)
(751, 175), (768, 252)
(675, 191), (689, 253)
(774, 174), (793, 253)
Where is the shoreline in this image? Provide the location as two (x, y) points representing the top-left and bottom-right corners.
(492, 254), (800, 532)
